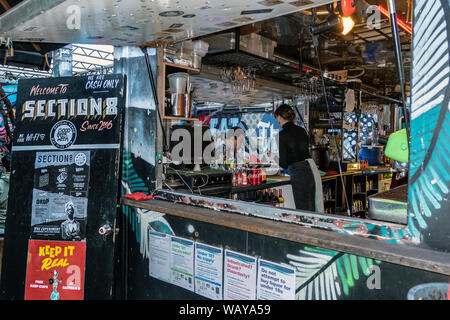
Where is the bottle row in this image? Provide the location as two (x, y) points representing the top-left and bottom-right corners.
(232, 188), (284, 207)
(352, 180), (378, 193)
(231, 167), (267, 186)
(352, 199), (365, 212)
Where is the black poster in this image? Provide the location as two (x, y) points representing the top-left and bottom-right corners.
(31, 150), (90, 240)
(1, 74), (126, 299)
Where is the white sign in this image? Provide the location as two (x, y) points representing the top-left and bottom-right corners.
(170, 236), (194, 291)
(257, 259), (296, 300)
(224, 250), (257, 300)
(148, 231), (171, 283)
(194, 243), (223, 300)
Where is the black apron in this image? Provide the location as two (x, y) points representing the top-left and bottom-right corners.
(289, 160), (316, 211)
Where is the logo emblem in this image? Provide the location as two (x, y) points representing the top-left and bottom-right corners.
(74, 152), (87, 166)
(50, 120), (77, 149)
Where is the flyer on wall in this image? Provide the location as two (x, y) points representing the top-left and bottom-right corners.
(148, 230), (171, 283)
(194, 242), (223, 300)
(224, 249), (257, 300)
(30, 150), (90, 241)
(24, 239), (86, 300)
(170, 236), (194, 292)
(256, 259), (296, 300)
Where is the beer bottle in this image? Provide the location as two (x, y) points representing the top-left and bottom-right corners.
(278, 189), (285, 208)
(262, 169), (267, 183)
(273, 189), (280, 207)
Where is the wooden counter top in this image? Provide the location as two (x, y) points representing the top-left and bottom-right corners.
(122, 197), (450, 276)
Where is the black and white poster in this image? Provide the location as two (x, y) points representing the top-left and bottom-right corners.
(31, 150), (90, 240)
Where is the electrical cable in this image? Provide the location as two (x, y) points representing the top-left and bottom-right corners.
(312, 41), (352, 217)
(168, 165), (194, 194)
(163, 181), (175, 191)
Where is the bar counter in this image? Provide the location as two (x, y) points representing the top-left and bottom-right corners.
(122, 196), (450, 276)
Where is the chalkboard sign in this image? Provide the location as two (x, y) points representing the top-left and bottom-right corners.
(0, 74), (126, 300)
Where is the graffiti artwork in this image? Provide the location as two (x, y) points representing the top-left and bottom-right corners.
(408, 0), (450, 252)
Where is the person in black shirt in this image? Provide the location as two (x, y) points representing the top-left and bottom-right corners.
(274, 104), (323, 212)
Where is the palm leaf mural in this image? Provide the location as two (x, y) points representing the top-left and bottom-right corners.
(287, 246), (380, 300)
(121, 151), (150, 242)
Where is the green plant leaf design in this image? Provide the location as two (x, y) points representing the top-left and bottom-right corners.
(288, 246), (381, 300)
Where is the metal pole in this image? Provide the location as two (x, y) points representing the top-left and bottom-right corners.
(387, 0), (410, 131)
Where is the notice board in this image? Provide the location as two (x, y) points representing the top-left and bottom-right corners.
(0, 74), (125, 300)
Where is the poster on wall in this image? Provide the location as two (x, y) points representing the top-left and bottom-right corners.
(170, 236), (194, 292)
(24, 240), (86, 300)
(224, 249), (257, 300)
(194, 242), (223, 300)
(256, 259), (296, 300)
(148, 230), (171, 283)
(0, 74), (125, 300)
(31, 150), (90, 240)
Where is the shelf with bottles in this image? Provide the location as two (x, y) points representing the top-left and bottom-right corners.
(352, 176), (367, 194)
(366, 174), (379, 195)
(230, 164), (267, 188)
(322, 176), (338, 214)
(232, 188), (285, 208)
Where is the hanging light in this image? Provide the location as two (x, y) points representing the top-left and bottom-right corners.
(337, 0), (355, 35)
(341, 16), (355, 35)
(311, 15), (354, 35)
(311, 1), (355, 36)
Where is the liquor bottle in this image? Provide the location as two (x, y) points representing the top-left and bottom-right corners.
(262, 169), (267, 184)
(232, 167), (236, 186)
(257, 169), (262, 184)
(267, 189), (273, 204)
(278, 189), (284, 208)
(242, 168), (248, 186)
(237, 167), (242, 186)
(273, 189), (280, 207)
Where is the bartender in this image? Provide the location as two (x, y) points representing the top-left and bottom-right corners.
(274, 104), (324, 212)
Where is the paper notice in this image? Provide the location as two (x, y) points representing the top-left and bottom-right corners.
(256, 259), (296, 300)
(224, 249), (257, 300)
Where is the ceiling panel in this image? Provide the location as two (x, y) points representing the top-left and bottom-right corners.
(0, 0), (334, 46)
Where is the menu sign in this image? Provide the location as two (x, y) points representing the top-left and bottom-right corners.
(1, 74), (125, 300)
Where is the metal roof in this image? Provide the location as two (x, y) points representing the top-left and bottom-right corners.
(0, 0), (335, 46)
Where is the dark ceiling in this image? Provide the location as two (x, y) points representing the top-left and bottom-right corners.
(201, 0), (412, 98)
(1, 0), (412, 92)
(0, 0), (66, 69)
